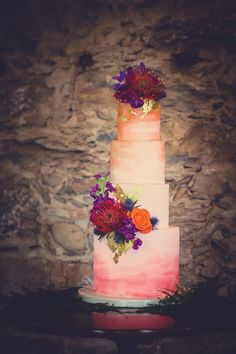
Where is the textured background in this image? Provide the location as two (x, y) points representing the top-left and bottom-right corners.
(0, 0), (236, 297)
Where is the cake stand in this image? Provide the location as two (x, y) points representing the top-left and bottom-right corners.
(78, 286), (160, 308)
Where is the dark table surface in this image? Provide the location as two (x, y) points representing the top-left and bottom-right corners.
(4, 288), (236, 354)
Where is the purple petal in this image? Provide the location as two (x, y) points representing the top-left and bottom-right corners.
(95, 174), (102, 179)
(133, 238), (143, 250)
(113, 83), (122, 90)
(120, 71), (126, 81)
(126, 67), (133, 75)
(150, 216), (159, 227)
(139, 62), (146, 74)
(105, 181), (115, 192)
(112, 71), (126, 83)
(130, 98), (144, 108)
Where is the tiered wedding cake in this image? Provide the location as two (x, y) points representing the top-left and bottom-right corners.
(84, 63), (179, 303)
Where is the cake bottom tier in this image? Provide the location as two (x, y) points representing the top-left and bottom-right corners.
(93, 226), (179, 299)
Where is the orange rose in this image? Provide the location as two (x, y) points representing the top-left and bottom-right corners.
(129, 208), (152, 234)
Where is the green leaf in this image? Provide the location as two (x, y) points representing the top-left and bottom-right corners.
(97, 176), (110, 196)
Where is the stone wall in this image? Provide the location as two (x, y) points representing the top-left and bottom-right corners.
(0, 0), (236, 295)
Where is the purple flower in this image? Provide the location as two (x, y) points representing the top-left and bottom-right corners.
(93, 194), (112, 207)
(113, 82), (144, 108)
(150, 216), (159, 227)
(90, 184), (100, 198)
(117, 217), (137, 241)
(106, 181), (115, 193)
(139, 62), (146, 74)
(95, 174), (102, 179)
(113, 63), (166, 107)
(112, 71), (126, 83)
(114, 233), (124, 244)
(133, 238), (143, 250)
(92, 195), (102, 205)
(124, 198), (136, 211)
(113, 83), (122, 90)
(129, 96), (144, 108)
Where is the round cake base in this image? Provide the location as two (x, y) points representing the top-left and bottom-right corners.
(78, 287), (160, 308)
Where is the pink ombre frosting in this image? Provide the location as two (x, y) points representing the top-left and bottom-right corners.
(93, 227), (179, 298)
(93, 102), (180, 299)
(118, 103), (161, 141)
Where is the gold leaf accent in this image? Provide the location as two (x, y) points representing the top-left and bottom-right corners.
(127, 185), (141, 202)
(118, 241), (133, 255)
(113, 253), (119, 264)
(142, 99), (158, 115)
(106, 232), (117, 253)
(131, 99), (159, 119)
(106, 231), (134, 264)
(114, 184), (126, 202)
(121, 114), (128, 122)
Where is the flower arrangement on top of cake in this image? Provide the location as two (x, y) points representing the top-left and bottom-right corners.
(90, 175), (158, 263)
(113, 62), (166, 120)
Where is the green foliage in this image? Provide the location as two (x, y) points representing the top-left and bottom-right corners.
(96, 176), (110, 197)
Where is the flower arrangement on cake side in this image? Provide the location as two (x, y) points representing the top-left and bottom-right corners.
(113, 62), (166, 120)
(90, 174), (158, 263)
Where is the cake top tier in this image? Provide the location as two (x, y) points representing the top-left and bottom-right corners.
(113, 63), (165, 141)
(117, 103), (161, 141)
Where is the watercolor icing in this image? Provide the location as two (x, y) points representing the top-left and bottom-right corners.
(110, 140), (165, 184)
(117, 103), (161, 141)
(90, 63), (179, 300)
(94, 227), (179, 298)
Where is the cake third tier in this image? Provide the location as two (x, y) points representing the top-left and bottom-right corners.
(110, 140), (165, 184)
(117, 183), (169, 229)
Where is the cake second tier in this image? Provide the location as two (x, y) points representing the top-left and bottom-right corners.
(110, 140), (165, 184)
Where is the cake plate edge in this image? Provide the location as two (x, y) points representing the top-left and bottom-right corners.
(78, 287), (160, 308)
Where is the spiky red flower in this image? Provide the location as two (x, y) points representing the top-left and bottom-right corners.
(126, 65), (166, 101)
(113, 63), (166, 108)
(90, 199), (127, 233)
